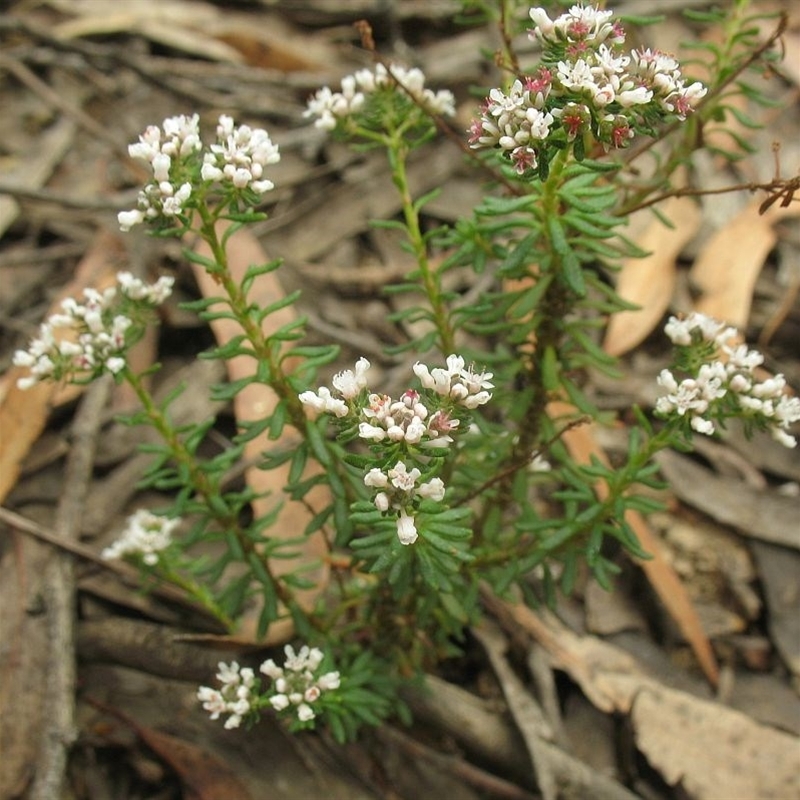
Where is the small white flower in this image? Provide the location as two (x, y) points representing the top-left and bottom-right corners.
(101, 509), (179, 565)
(317, 672), (341, 690)
(259, 659), (282, 680)
(418, 477), (445, 502)
(299, 387), (348, 418)
(118, 209), (145, 231)
(772, 428), (797, 448)
(269, 694), (290, 711)
(404, 416), (427, 443)
(304, 686), (321, 703)
(359, 422), (387, 441)
(388, 462), (421, 492)
(331, 358), (371, 398)
(364, 468), (389, 488)
(396, 510), (418, 545)
(297, 704), (315, 722)
(690, 416), (715, 435)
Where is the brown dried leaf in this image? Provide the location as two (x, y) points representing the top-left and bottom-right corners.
(603, 197), (701, 357)
(191, 225), (330, 644)
(691, 199), (800, 327)
(136, 726), (253, 800)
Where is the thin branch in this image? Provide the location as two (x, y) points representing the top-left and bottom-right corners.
(29, 377), (111, 800)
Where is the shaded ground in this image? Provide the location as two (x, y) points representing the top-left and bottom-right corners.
(1, 1), (799, 799)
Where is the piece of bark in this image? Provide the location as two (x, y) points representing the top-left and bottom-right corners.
(656, 450), (800, 549)
(400, 673), (530, 784)
(29, 379), (111, 800)
(631, 684), (800, 800)
(749, 540), (800, 685)
(473, 620), (641, 800)
(486, 592), (800, 800)
(77, 618), (248, 683)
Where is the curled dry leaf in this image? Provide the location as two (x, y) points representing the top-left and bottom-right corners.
(691, 199), (800, 328)
(490, 597), (800, 800)
(603, 196), (701, 357)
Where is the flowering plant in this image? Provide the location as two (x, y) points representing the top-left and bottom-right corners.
(12, 1), (795, 744)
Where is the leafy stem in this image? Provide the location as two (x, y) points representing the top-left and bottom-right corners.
(386, 130), (456, 355)
(122, 365), (300, 626)
(194, 203), (308, 431)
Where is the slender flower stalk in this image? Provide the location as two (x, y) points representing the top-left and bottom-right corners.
(305, 62), (458, 355)
(386, 135), (456, 354)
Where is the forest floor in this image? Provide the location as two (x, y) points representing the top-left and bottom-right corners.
(1, 1), (799, 799)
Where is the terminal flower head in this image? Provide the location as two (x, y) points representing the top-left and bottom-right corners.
(259, 645), (340, 724)
(305, 62), (455, 134)
(119, 114), (280, 231)
(13, 272), (173, 389)
(657, 313), (800, 447)
(101, 509), (180, 566)
(470, 4), (706, 175)
(197, 661), (257, 730)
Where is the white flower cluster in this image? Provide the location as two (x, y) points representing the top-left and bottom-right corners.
(298, 356), (371, 417)
(300, 355), (492, 446)
(197, 661), (258, 730)
(300, 355), (492, 545)
(304, 62), (456, 131)
(13, 272), (174, 389)
(529, 3), (624, 47)
(656, 312), (800, 447)
(200, 115), (280, 194)
(198, 646), (340, 730)
(365, 461), (446, 545)
(101, 509), (179, 566)
(119, 114), (280, 231)
(358, 389), (459, 447)
(413, 354), (495, 409)
(469, 4), (706, 174)
(260, 644), (341, 723)
(119, 114), (201, 231)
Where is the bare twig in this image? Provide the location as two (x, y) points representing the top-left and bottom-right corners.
(0, 52), (121, 152)
(474, 606), (642, 800)
(29, 376), (111, 800)
(0, 183), (138, 211)
(376, 725), (539, 800)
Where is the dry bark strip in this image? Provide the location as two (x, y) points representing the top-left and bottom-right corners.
(28, 378), (111, 799)
(473, 619), (641, 800)
(656, 449), (800, 549)
(401, 673), (531, 784)
(483, 590), (800, 800)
